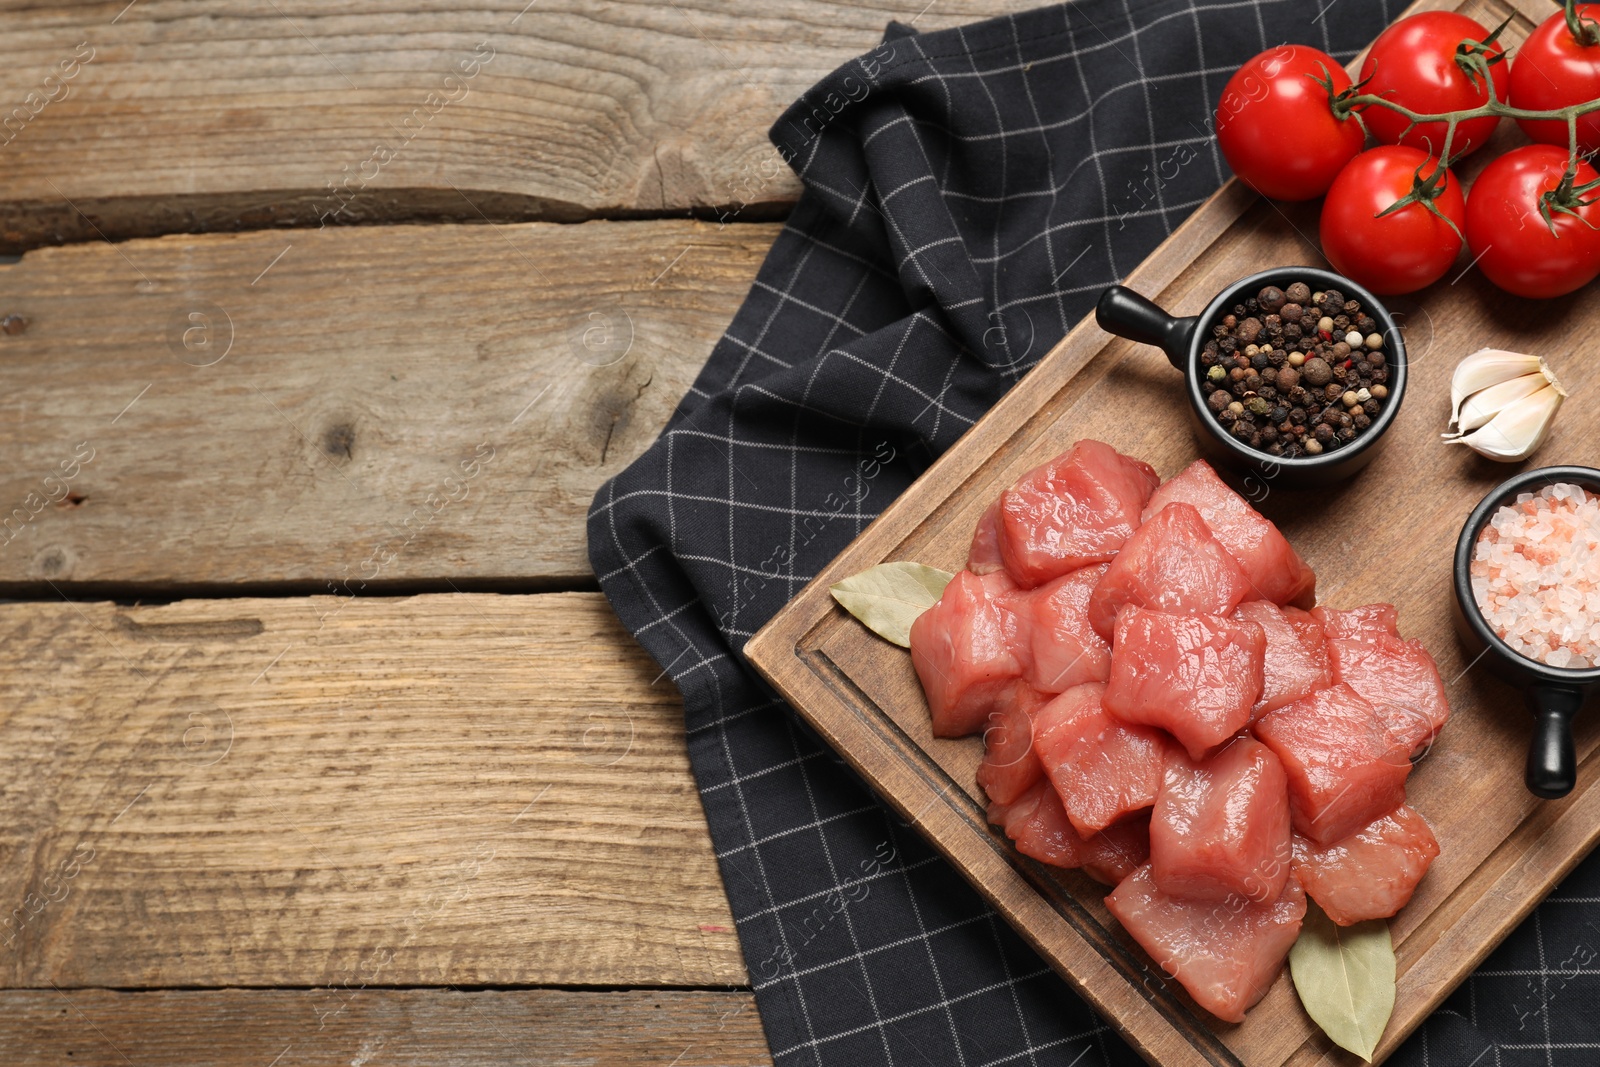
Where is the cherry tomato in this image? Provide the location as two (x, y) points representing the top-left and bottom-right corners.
(1216, 45), (1365, 201)
(1465, 145), (1600, 298)
(1358, 12), (1507, 157)
(1320, 146), (1466, 295)
(1509, 4), (1600, 155)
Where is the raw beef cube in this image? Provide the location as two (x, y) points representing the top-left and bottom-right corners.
(1234, 601), (1332, 715)
(1328, 632), (1452, 756)
(1103, 607), (1267, 760)
(1033, 682), (1170, 835)
(1293, 804), (1439, 926)
(910, 570), (1022, 738)
(1311, 603), (1399, 643)
(1014, 564), (1112, 692)
(1106, 863), (1306, 1023)
(1151, 737), (1293, 903)
(997, 439), (1159, 587)
(1086, 503), (1256, 640)
(991, 779), (1079, 867)
(967, 499), (1006, 575)
(1085, 813), (1154, 887)
(976, 683), (1050, 805)
(1253, 684), (1411, 846)
(1142, 459), (1316, 607)
(992, 780), (1151, 885)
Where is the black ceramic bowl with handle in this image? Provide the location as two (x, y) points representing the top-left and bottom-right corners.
(1453, 465), (1600, 799)
(1095, 266), (1407, 488)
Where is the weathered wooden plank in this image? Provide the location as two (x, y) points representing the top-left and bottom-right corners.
(0, 220), (774, 593)
(0, 592), (745, 988)
(0, 988), (771, 1066)
(0, 0), (1036, 250)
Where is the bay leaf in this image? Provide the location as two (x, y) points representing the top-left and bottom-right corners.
(829, 562), (955, 648)
(1289, 902), (1396, 1063)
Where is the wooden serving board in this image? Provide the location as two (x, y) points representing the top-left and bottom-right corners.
(744, 0), (1600, 1062)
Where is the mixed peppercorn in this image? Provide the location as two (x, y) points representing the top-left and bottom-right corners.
(1199, 281), (1392, 459)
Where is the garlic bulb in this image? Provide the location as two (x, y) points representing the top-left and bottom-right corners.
(1448, 349), (1541, 425)
(1443, 349), (1567, 462)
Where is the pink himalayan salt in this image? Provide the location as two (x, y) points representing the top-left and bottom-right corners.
(1471, 483), (1600, 670)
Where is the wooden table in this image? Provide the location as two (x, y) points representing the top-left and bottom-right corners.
(0, 1), (1044, 1061)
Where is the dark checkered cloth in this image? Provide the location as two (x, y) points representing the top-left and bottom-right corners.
(588, 2), (1600, 1063)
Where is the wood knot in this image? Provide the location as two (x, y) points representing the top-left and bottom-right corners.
(322, 423), (355, 461)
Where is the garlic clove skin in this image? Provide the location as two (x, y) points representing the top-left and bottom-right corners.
(1539, 356), (1569, 398)
(1448, 371), (1547, 434)
(1450, 349), (1542, 426)
(1445, 384), (1564, 462)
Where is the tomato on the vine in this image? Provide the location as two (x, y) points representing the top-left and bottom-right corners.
(1320, 146), (1466, 295)
(1465, 145), (1600, 298)
(1358, 12), (1508, 157)
(1216, 45), (1365, 201)
(1509, 3), (1600, 154)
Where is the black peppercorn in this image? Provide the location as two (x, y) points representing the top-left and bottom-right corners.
(1201, 278), (1388, 457)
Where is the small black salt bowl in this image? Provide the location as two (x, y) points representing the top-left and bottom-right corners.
(1452, 466), (1600, 799)
(1094, 266), (1407, 489)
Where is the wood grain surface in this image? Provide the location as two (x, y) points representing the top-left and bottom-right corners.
(0, 988), (771, 1066)
(0, 591), (744, 988)
(0, 220), (773, 594)
(0, 0), (1041, 252)
(747, 0), (1600, 1062)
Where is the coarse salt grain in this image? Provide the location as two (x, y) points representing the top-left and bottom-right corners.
(1472, 483), (1600, 670)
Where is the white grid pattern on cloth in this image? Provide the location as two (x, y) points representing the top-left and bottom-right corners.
(581, 1), (1600, 1064)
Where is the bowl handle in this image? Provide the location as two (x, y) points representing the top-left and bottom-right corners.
(1526, 684), (1583, 799)
(1095, 286), (1198, 371)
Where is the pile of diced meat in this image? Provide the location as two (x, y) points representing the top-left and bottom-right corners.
(910, 440), (1449, 1022)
